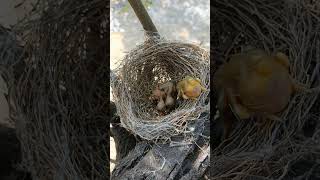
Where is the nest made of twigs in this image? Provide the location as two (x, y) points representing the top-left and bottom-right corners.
(211, 0), (320, 179)
(1, 1), (110, 180)
(111, 36), (210, 143)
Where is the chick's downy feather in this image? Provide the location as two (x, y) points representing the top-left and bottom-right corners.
(177, 76), (206, 100)
(213, 49), (297, 139)
(214, 49), (295, 116)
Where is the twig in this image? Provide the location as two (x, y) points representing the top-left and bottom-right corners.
(128, 0), (158, 34)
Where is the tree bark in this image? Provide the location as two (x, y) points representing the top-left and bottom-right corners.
(110, 112), (210, 180)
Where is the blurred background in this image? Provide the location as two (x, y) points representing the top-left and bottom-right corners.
(110, 0), (210, 70)
(110, 0), (209, 172)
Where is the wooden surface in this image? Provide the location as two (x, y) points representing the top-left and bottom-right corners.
(110, 104), (210, 180)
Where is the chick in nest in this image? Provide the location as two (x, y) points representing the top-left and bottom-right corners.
(177, 76), (207, 101)
(159, 81), (177, 111)
(149, 81), (178, 115)
(149, 85), (166, 112)
(213, 48), (312, 139)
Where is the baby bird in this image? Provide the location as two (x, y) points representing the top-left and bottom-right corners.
(149, 85), (166, 112)
(156, 95), (166, 111)
(213, 48), (308, 139)
(177, 76), (207, 101)
(149, 81), (178, 115)
(159, 81), (177, 110)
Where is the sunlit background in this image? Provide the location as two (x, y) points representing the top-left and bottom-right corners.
(110, 0), (210, 172)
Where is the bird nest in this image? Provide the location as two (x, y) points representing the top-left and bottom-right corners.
(211, 0), (320, 179)
(1, 0), (110, 179)
(111, 36), (210, 143)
